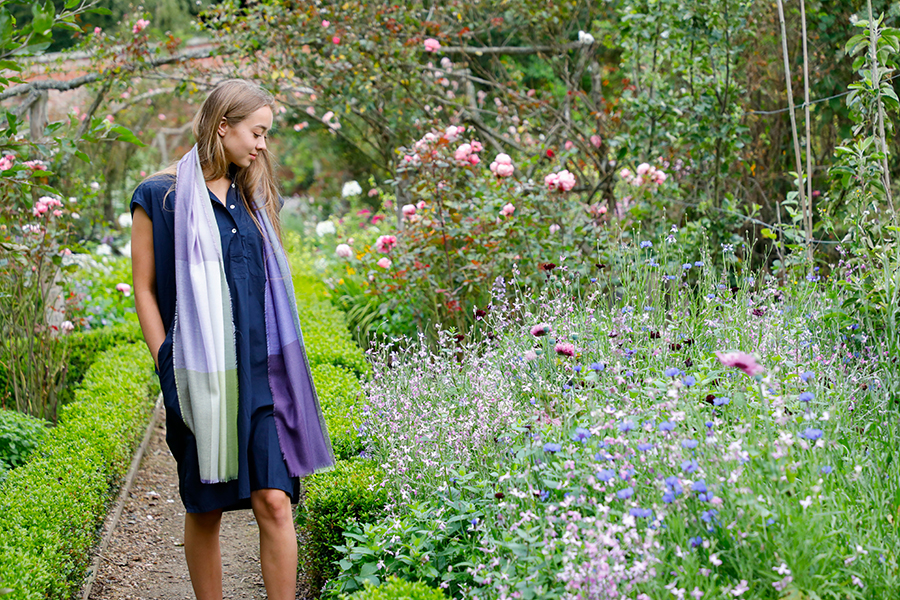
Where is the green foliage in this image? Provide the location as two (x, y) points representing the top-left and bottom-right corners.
(296, 459), (387, 597)
(339, 576), (447, 600)
(61, 254), (137, 330)
(312, 364), (364, 460)
(58, 320), (142, 404)
(0, 410), (48, 474)
(0, 342), (156, 599)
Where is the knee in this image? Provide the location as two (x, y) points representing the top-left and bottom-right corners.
(252, 489), (292, 524)
(185, 509), (222, 533)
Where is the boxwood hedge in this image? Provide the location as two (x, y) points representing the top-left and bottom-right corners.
(0, 342), (157, 599)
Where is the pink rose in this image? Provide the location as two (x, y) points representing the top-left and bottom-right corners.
(454, 143), (472, 161)
(332, 36), (341, 44)
(375, 234), (397, 253)
(322, 19), (330, 27)
(94, 27), (102, 35)
(376, 257), (392, 269)
(490, 153), (514, 177)
(564, 140), (574, 150)
(115, 283), (132, 296)
(158, 113), (166, 121)
(499, 203), (515, 217)
(715, 351), (764, 377)
(470, 141), (484, 152)
(60, 321), (75, 334)
(335, 243), (352, 258)
(132, 18), (149, 34)
(590, 135), (602, 148)
(401, 204), (417, 218)
(0, 155), (14, 171)
(549, 224), (560, 234)
(556, 170), (576, 191)
(445, 125), (461, 140)
(636, 163), (651, 176)
(468, 154), (480, 165)
(416, 201), (426, 210)
(424, 38), (441, 52)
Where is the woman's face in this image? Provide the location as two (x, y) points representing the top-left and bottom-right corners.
(218, 105), (274, 169)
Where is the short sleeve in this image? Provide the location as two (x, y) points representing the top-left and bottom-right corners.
(130, 181), (153, 219)
(130, 175), (174, 219)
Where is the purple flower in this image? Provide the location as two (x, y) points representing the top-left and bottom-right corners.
(800, 428), (823, 441)
(543, 442), (562, 453)
(664, 367), (682, 378)
(662, 491), (676, 503)
(820, 465), (833, 474)
(694, 261), (704, 268)
(619, 420), (636, 433)
(616, 486), (634, 500)
(597, 469), (615, 482)
(690, 535), (703, 547)
(682, 439), (699, 449)
(665, 476), (680, 488)
(637, 442), (654, 451)
(692, 479), (708, 494)
(594, 451), (613, 462)
(572, 427), (592, 442)
(590, 362), (605, 372)
(700, 509), (718, 523)
(682, 375), (696, 387)
(683, 263), (692, 270)
(800, 370), (815, 382)
(799, 392), (814, 403)
(658, 421), (676, 432)
(640, 240), (653, 248)
(681, 459), (698, 473)
(629, 507), (653, 518)
(713, 396), (730, 406)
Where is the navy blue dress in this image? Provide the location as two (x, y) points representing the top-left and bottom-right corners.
(131, 175), (299, 513)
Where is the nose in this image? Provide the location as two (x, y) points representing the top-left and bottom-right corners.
(257, 136), (267, 151)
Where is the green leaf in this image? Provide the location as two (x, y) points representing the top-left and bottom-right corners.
(761, 228), (777, 240)
(107, 124), (146, 147)
(87, 6), (113, 15)
(31, 1), (55, 36)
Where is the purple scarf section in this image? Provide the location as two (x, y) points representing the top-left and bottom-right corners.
(254, 205), (334, 477)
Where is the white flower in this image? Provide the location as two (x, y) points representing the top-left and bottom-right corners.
(60, 320), (74, 334)
(341, 180), (362, 198)
(578, 30), (595, 45)
(316, 221), (336, 237)
(71, 212), (81, 220)
(119, 241), (132, 257)
(335, 243), (352, 258)
(117, 212), (133, 228)
(800, 495), (813, 509)
(89, 181), (100, 192)
(96, 243), (112, 256)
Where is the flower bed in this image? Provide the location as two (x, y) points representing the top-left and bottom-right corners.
(0, 342), (157, 599)
(322, 234), (892, 598)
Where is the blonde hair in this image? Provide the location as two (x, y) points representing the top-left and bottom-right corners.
(148, 79), (282, 239)
(194, 78), (281, 239)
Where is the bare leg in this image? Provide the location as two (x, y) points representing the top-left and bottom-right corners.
(184, 510), (224, 600)
(251, 489), (297, 600)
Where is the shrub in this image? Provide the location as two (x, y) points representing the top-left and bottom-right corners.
(0, 410), (49, 475)
(0, 342), (156, 599)
(340, 576), (447, 600)
(57, 320), (143, 405)
(298, 299), (370, 378)
(312, 364), (364, 460)
(296, 459), (387, 597)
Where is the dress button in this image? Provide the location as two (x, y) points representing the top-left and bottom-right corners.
(231, 228), (237, 234)
(230, 204), (235, 209)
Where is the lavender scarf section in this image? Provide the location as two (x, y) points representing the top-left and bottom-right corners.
(173, 145), (334, 484)
(173, 147), (239, 484)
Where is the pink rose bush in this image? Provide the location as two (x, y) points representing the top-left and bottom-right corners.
(32, 196), (64, 218)
(0, 155), (14, 171)
(132, 18), (150, 34)
(499, 203), (515, 217)
(423, 38), (441, 52)
(545, 169), (576, 192)
(375, 235), (397, 253)
(376, 257), (392, 269)
(489, 153), (514, 177)
(619, 163), (667, 187)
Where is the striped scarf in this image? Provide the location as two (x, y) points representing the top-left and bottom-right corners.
(173, 146), (333, 484)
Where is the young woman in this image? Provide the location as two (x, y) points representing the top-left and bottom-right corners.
(130, 79), (333, 600)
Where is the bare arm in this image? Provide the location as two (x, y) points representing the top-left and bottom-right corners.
(131, 206), (166, 369)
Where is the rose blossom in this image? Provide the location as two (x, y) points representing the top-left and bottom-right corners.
(376, 257), (392, 269)
(470, 140), (484, 152)
(115, 283), (132, 296)
(454, 143), (472, 161)
(375, 235), (397, 253)
(60, 320), (75, 334)
(499, 203), (515, 217)
(335, 244), (352, 258)
(490, 153), (514, 177)
(401, 204), (417, 218)
(424, 38), (441, 52)
(590, 135), (602, 148)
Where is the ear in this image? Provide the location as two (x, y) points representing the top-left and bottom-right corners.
(217, 117), (229, 138)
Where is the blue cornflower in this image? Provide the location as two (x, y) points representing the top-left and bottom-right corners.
(616, 486), (634, 500)
(662, 491), (676, 504)
(800, 371), (815, 382)
(664, 367), (682, 378)
(590, 362), (606, 372)
(622, 306), (633, 314)
(806, 272), (820, 282)
(640, 240), (653, 248)
(690, 536), (703, 548)
(713, 396), (730, 406)
(681, 459), (699, 473)
(572, 427), (592, 443)
(682, 375), (696, 387)
(574, 364), (582, 372)
(706, 293), (716, 299)
(590, 278), (597, 283)
(644, 306), (654, 312)
(594, 451), (613, 462)
(800, 428), (824, 441)
(470, 517), (479, 527)
(692, 479), (708, 494)
(682, 263), (692, 270)
(799, 392), (814, 403)
(766, 518), (777, 525)
(665, 275), (677, 281)
(694, 261), (704, 268)
(637, 442), (654, 451)
(681, 439), (699, 449)
(630, 507), (653, 518)
(820, 465), (833, 474)
(619, 420), (636, 433)
(596, 469), (616, 482)
(665, 476), (680, 488)
(700, 509), (718, 523)
(540, 490), (550, 502)
(543, 442), (562, 453)
(648, 260), (660, 267)
(659, 421), (676, 432)
(705, 421), (714, 429)
(697, 492), (712, 502)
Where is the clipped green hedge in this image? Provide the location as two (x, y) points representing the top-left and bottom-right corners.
(296, 459), (387, 595)
(340, 577), (447, 600)
(58, 320), (143, 405)
(0, 411), (49, 475)
(313, 364), (364, 460)
(0, 342), (157, 599)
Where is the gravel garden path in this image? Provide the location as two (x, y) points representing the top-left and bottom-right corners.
(85, 419), (305, 600)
